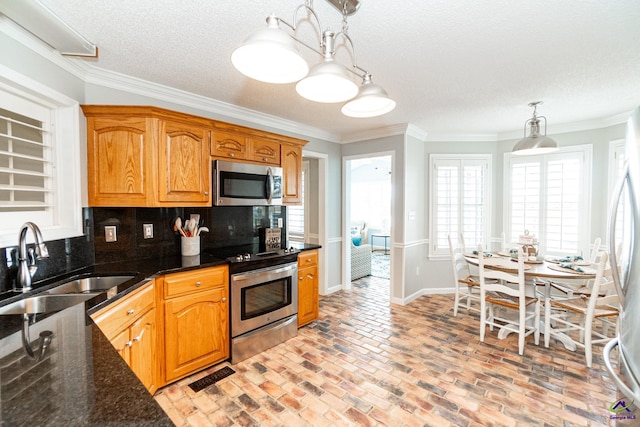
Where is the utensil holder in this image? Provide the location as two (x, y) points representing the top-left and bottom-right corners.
(181, 236), (200, 256)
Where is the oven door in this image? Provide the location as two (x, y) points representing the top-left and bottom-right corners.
(213, 160), (282, 206)
(231, 262), (298, 337)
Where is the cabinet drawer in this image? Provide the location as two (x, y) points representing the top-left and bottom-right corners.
(298, 250), (318, 267)
(248, 139), (281, 165)
(211, 131), (247, 160)
(164, 266), (228, 299)
(92, 281), (155, 339)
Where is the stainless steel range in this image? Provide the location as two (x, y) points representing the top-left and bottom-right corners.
(224, 247), (300, 364)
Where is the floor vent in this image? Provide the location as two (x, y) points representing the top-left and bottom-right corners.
(187, 366), (235, 392)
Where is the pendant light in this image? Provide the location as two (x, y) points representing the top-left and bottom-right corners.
(342, 73), (396, 117)
(231, 14), (309, 84)
(231, 1), (395, 116)
(295, 30), (359, 103)
(512, 101), (559, 156)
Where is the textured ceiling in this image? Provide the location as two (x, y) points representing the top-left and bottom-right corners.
(33, 0), (640, 141)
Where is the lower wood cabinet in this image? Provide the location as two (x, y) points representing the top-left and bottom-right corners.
(91, 280), (158, 394)
(297, 250), (319, 327)
(159, 266), (229, 383)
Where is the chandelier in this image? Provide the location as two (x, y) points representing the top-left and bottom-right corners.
(512, 101), (559, 155)
(231, 0), (396, 118)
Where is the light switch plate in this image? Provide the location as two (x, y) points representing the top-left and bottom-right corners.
(105, 225), (117, 242)
(143, 224), (153, 239)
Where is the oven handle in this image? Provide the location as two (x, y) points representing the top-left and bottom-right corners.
(231, 262), (298, 285)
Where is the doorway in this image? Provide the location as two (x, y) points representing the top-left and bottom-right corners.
(344, 154), (392, 295)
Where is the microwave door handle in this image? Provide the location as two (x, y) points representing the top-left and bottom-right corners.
(266, 167), (274, 204)
(608, 160), (629, 307)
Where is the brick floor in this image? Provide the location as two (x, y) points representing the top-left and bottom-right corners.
(155, 276), (628, 426)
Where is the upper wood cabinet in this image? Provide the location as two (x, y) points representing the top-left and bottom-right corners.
(248, 138), (281, 165)
(157, 120), (210, 203)
(82, 105), (307, 207)
(85, 116), (153, 206)
(281, 144), (302, 204)
(211, 131), (247, 160)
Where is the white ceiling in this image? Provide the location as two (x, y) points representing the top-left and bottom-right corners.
(33, 0), (640, 141)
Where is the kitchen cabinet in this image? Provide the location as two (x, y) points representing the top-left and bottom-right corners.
(157, 120), (210, 203)
(85, 115), (153, 206)
(159, 266), (229, 383)
(82, 105), (307, 207)
(91, 280), (158, 394)
(211, 130), (248, 160)
(82, 106), (212, 207)
(297, 250), (319, 327)
(248, 138), (281, 165)
(282, 144), (302, 204)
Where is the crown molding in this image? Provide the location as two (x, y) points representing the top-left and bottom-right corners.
(341, 123), (413, 144)
(81, 64), (340, 143)
(424, 132), (498, 142)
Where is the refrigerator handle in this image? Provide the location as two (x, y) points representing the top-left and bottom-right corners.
(603, 338), (640, 402)
(607, 161), (629, 307)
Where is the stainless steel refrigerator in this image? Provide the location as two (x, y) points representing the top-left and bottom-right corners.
(604, 105), (640, 405)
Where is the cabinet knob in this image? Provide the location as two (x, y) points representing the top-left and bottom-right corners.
(133, 330), (145, 342)
(222, 297), (227, 302)
(127, 309), (135, 315)
(299, 277), (303, 281)
(229, 153), (235, 157)
(263, 157), (268, 162)
(204, 191), (209, 195)
(195, 281), (201, 287)
(307, 274), (314, 279)
(125, 341), (133, 348)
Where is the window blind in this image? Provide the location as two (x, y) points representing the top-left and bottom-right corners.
(0, 108), (51, 212)
(287, 165), (305, 239)
(431, 155), (491, 256)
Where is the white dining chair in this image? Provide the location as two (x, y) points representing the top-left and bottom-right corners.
(549, 237), (602, 298)
(478, 245), (540, 355)
(543, 252), (619, 367)
(448, 234), (481, 316)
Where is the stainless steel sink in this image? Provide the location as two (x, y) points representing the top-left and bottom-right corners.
(0, 294), (96, 315)
(43, 275), (135, 295)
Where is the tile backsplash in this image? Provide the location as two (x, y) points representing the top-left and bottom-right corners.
(1, 206), (287, 293)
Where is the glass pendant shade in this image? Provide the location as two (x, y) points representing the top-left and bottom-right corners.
(231, 15), (309, 84)
(341, 74), (396, 117)
(296, 59), (359, 103)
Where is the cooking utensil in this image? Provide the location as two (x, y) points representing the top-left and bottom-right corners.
(175, 217), (186, 237)
(196, 227), (209, 236)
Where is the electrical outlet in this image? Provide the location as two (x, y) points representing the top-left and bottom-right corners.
(143, 224), (153, 239)
(105, 225), (117, 242)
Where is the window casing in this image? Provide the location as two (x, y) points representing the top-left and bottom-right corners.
(504, 145), (592, 257)
(429, 154), (492, 257)
(287, 160), (308, 242)
(0, 68), (83, 247)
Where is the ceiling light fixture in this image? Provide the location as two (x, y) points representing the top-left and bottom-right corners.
(231, 0), (395, 118)
(512, 101), (559, 156)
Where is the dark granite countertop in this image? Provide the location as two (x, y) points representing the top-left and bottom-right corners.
(0, 243), (321, 425)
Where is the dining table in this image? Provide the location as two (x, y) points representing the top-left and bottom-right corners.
(464, 251), (597, 350)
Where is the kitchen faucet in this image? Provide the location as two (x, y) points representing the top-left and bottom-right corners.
(15, 222), (49, 292)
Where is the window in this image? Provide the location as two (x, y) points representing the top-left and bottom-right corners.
(0, 68), (83, 247)
(287, 160), (308, 242)
(430, 155), (492, 257)
(504, 145), (592, 256)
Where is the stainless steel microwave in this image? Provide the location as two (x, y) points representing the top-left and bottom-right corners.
(213, 160), (283, 206)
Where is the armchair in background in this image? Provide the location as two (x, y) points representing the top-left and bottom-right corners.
(350, 221), (371, 280)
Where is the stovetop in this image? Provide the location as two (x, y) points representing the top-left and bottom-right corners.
(203, 245), (300, 274)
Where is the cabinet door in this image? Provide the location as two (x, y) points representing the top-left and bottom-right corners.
(86, 116), (152, 206)
(211, 131), (247, 160)
(164, 287), (229, 382)
(130, 308), (157, 394)
(248, 138), (280, 165)
(298, 265), (318, 327)
(281, 144), (302, 204)
(158, 120), (210, 204)
(109, 327), (132, 362)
